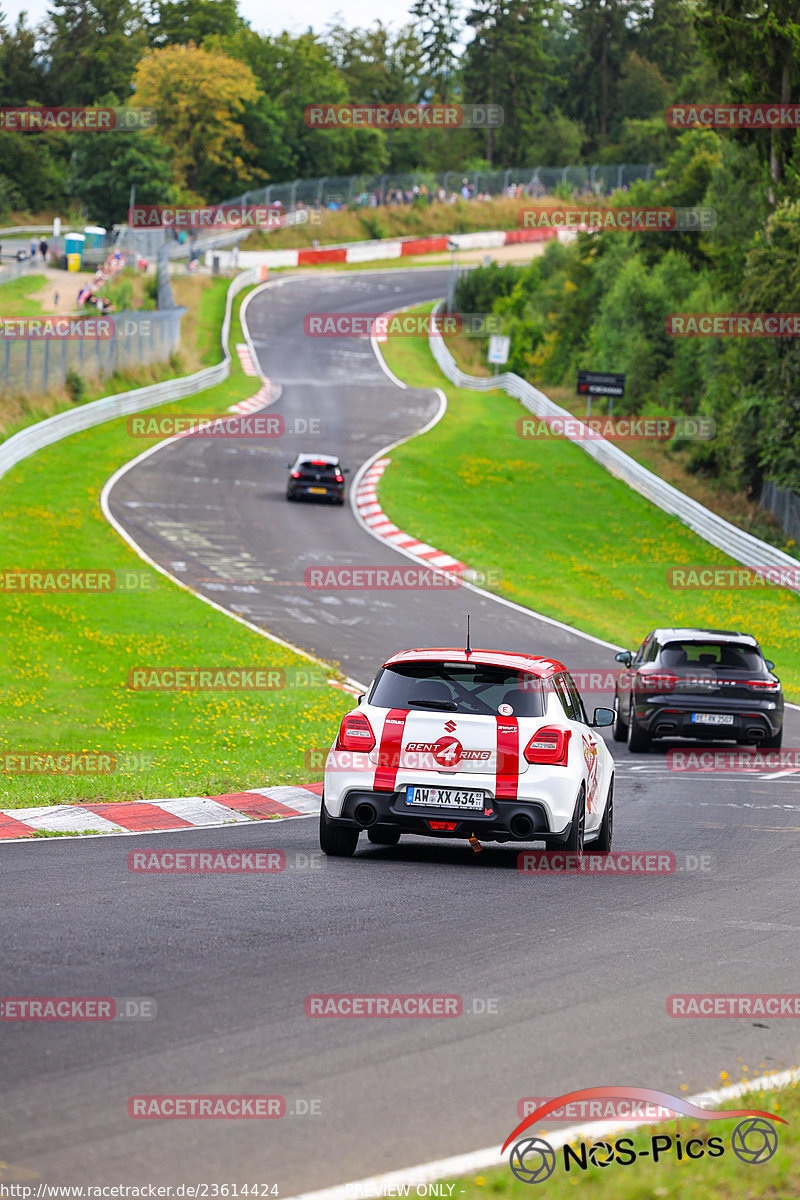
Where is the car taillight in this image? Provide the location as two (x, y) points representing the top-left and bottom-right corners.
(335, 711), (376, 752)
(291, 470), (300, 478)
(523, 726), (571, 766)
(335, 474), (344, 483)
(641, 672), (680, 691)
(428, 820), (458, 831)
(745, 679), (781, 691)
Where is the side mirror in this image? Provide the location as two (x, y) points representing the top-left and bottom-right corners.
(615, 650), (632, 668)
(592, 707), (615, 728)
(285, 463), (292, 469)
(356, 692), (365, 704)
(765, 660), (775, 672)
(343, 467), (351, 474)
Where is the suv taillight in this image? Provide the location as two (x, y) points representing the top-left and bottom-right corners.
(746, 679), (781, 691)
(640, 672), (680, 691)
(523, 727), (571, 766)
(335, 711), (376, 752)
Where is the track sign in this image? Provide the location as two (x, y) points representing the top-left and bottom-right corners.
(488, 335), (510, 365)
(577, 369), (625, 397)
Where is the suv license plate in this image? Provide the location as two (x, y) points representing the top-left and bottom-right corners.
(406, 786), (484, 811)
(691, 713), (735, 725)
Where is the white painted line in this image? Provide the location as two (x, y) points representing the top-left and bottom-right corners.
(283, 1068), (800, 1200)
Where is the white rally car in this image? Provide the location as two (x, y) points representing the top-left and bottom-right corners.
(319, 647), (615, 857)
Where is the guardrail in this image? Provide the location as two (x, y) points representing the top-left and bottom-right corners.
(0, 255), (39, 285)
(429, 301), (800, 594)
(0, 268), (259, 485)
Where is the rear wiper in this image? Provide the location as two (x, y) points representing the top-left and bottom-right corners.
(407, 698), (458, 710)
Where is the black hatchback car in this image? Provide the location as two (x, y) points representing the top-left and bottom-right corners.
(286, 454), (348, 505)
(612, 627), (783, 751)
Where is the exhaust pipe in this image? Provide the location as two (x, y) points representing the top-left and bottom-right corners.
(354, 802), (378, 828)
(509, 813), (534, 839)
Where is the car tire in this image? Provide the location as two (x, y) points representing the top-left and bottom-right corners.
(611, 696), (627, 741)
(319, 801), (359, 857)
(367, 828), (401, 846)
(561, 786), (585, 853)
(626, 705), (651, 752)
(761, 727), (783, 749)
(592, 778), (613, 853)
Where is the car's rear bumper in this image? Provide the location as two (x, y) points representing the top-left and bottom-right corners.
(324, 787), (573, 843)
(636, 697), (782, 742)
(287, 482), (344, 501)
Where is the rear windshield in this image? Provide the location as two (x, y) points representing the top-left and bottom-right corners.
(298, 460), (339, 474)
(659, 641), (765, 672)
(369, 662), (545, 717)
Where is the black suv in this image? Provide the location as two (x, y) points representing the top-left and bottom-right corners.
(286, 454), (348, 505)
(612, 627), (783, 751)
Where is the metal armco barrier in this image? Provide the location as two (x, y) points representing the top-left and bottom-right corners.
(0, 269), (259, 486)
(429, 301), (800, 594)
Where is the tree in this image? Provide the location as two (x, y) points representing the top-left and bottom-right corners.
(463, 0), (550, 165)
(0, 10), (47, 104)
(131, 42), (265, 196)
(409, 0), (462, 101)
(44, 0), (148, 104)
(67, 127), (174, 226)
(567, 0), (643, 148)
(146, 0), (244, 47)
(215, 28), (389, 180)
(695, 0), (800, 203)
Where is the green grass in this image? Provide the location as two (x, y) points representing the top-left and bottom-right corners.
(379, 304), (800, 700)
(448, 1075), (798, 1199)
(0, 287), (352, 809)
(0, 274), (49, 316)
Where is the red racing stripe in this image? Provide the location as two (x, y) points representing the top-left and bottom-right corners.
(373, 709), (409, 791)
(495, 717), (519, 800)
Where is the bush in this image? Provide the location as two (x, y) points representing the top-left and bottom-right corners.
(65, 369), (87, 405)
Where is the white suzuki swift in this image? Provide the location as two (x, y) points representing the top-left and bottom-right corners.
(319, 647), (615, 857)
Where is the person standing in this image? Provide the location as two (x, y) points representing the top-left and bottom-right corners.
(39, 238), (48, 263)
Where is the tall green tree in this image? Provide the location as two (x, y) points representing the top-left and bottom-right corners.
(567, 0), (644, 148)
(146, 0), (244, 47)
(463, 0), (550, 164)
(695, 0), (800, 203)
(410, 0), (462, 101)
(0, 10), (47, 104)
(44, 0), (148, 104)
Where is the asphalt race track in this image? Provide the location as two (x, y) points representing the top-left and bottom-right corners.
(2, 269), (799, 1190)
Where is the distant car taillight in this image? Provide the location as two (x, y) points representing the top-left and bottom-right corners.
(640, 672), (680, 691)
(335, 474), (344, 483)
(291, 470), (300, 478)
(745, 679), (781, 691)
(335, 711), (376, 752)
(523, 727), (571, 766)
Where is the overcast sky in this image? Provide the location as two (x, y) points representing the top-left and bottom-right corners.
(1, 0), (415, 37)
